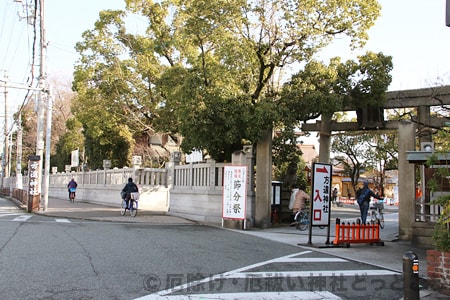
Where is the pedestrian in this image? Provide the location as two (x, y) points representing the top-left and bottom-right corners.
(67, 177), (78, 200)
(289, 184), (310, 226)
(332, 188), (338, 206)
(121, 177), (139, 209)
(357, 181), (384, 224)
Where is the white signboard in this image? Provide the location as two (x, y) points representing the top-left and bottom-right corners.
(311, 163), (332, 226)
(132, 155), (142, 166)
(186, 150), (203, 163)
(71, 149), (79, 167)
(222, 166), (247, 220)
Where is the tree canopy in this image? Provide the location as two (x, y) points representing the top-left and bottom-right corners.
(72, 0), (383, 165)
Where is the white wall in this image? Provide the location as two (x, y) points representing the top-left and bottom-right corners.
(49, 185), (170, 212)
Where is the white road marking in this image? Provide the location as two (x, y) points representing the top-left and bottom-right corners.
(137, 250), (401, 300)
(227, 269), (399, 278)
(273, 257), (347, 263)
(12, 215), (32, 222)
(137, 291), (341, 299)
(0, 212), (23, 217)
(55, 218), (71, 223)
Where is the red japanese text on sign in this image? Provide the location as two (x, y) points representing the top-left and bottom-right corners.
(222, 166), (247, 220)
(311, 163), (332, 226)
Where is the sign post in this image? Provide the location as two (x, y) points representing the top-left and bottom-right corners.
(308, 162), (332, 245)
(222, 166), (248, 229)
(27, 156), (41, 212)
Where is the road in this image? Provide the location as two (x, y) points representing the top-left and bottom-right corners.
(0, 198), (405, 299)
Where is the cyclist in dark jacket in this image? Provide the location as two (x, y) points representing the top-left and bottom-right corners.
(358, 181), (384, 224)
(122, 177), (139, 208)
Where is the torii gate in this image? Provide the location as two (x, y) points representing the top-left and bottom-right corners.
(302, 85), (450, 244)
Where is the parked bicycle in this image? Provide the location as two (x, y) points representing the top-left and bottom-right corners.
(120, 192), (140, 217)
(370, 201), (385, 229)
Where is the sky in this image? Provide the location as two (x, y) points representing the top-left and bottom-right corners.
(1, 0), (449, 143)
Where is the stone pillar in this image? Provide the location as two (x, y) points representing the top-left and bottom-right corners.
(418, 106), (432, 143)
(255, 129), (272, 228)
(318, 114), (332, 163)
(166, 152), (181, 190)
(398, 120), (417, 241)
(244, 145), (255, 227)
(243, 145), (255, 194)
(232, 150), (246, 165)
(166, 161), (175, 189)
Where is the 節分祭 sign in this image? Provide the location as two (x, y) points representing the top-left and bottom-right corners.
(222, 166), (247, 220)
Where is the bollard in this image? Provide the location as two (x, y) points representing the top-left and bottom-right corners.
(403, 251), (420, 300)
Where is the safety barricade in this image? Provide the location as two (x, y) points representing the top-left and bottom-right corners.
(333, 218), (384, 247)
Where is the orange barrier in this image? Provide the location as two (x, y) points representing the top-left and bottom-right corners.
(333, 218), (384, 247)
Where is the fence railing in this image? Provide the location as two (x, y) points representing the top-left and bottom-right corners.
(4, 161), (229, 191)
(173, 161), (227, 190)
(50, 168), (136, 186)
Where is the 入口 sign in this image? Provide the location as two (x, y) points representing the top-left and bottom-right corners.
(311, 163), (332, 226)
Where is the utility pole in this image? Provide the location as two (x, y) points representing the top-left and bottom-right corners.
(35, 0), (47, 210)
(37, 0), (52, 211)
(1, 70), (9, 189)
(43, 88), (52, 211)
(4, 72), (9, 180)
(16, 113), (23, 190)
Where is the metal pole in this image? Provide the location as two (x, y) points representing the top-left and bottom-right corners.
(36, 0), (47, 208)
(0, 71), (6, 189)
(403, 251), (420, 300)
(4, 71), (9, 181)
(43, 88), (52, 211)
(16, 114), (23, 190)
(446, 0), (450, 27)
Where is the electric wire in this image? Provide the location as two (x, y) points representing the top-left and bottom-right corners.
(0, 0), (40, 142)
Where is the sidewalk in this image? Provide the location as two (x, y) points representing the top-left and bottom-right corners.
(33, 196), (197, 225)
(8, 196), (449, 299)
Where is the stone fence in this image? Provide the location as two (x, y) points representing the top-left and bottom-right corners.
(2, 151), (256, 226)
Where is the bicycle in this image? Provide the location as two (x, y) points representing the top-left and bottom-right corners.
(69, 188), (76, 203)
(120, 192), (139, 217)
(294, 208), (310, 231)
(370, 201), (385, 229)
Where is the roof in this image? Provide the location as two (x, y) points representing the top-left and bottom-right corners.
(406, 151), (450, 165)
(298, 144), (318, 164)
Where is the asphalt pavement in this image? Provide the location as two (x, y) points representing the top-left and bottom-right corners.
(5, 196), (449, 299)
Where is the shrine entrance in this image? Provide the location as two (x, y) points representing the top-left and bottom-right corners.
(302, 85), (450, 246)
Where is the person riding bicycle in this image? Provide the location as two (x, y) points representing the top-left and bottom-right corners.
(289, 184), (310, 226)
(121, 177), (139, 209)
(67, 177), (78, 200)
(357, 181), (384, 224)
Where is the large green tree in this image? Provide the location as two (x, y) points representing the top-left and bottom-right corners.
(72, 0), (383, 165)
(73, 10), (162, 169)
